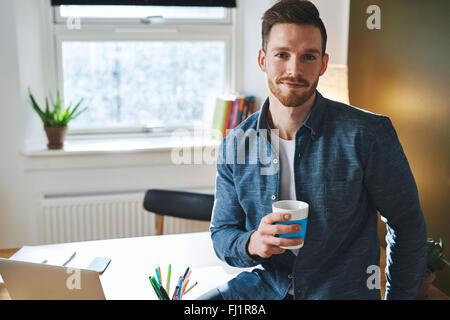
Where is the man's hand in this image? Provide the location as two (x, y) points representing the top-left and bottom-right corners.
(247, 212), (303, 259)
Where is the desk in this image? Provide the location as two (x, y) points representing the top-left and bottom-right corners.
(1, 234), (448, 300)
(0, 232), (244, 300)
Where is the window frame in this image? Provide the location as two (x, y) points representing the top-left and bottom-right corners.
(51, 5), (235, 137)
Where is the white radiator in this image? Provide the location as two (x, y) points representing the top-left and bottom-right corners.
(40, 192), (211, 244)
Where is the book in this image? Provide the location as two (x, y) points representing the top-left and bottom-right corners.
(229, 98), (240, 129)
(210, 93), (255, 139)
(211, 96), (234, 140)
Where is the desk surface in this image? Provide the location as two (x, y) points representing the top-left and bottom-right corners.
(0, 232), (245, 300)
(1, 234), (448, 300)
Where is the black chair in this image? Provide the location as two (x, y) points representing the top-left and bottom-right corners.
(143, 189), (214, 235)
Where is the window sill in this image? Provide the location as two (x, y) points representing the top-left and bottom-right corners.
(21, 135), (221, 171)
(22, 135), (221, 157)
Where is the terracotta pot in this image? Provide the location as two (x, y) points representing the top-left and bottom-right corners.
(44, 125), (68, 150)
(415, 273), (436, 299)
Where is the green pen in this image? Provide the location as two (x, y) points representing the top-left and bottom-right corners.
(166, 264), (172, 294)
(149, 276), (163, 300)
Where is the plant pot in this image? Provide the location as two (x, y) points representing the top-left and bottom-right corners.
(415, 273), (436, 299)
(44, 125), (68, 150)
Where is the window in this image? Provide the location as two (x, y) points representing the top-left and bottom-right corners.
(52, 5), (234, 135)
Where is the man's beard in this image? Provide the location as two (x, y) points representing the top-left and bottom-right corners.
(267, 75), (319, 107)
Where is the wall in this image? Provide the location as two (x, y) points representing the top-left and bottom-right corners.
(0, 0), (351, 249)
(348, 0), (450, 294)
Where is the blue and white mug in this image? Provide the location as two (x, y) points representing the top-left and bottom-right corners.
(272, 200), (309, 249)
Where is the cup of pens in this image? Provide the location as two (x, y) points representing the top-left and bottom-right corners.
(149, 264), (197, 300)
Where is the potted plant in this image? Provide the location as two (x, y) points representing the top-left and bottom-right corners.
(415, 237), (450, 299)
(28, 89), (87, 150)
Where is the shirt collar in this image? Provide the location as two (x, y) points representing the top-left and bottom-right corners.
(256, 90), (327, 140)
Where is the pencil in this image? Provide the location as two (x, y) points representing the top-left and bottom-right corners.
(166, 264), (171, 293)
(183, 281), (198, 295)
(158, 266), (162, 286)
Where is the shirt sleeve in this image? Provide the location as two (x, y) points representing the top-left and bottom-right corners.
(210, 139), (263, 268)
(364, 116), (427, 300)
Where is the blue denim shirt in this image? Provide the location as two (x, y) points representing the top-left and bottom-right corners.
(210, 91), (427, 300)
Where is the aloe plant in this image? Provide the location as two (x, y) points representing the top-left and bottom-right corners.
(426, 237), (450, 276)
(29, 89), (87, 127)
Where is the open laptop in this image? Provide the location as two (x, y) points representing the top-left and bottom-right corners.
(0, 258), (106, 300)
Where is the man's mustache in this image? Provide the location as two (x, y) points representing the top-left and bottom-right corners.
(276, 77), (309, 86)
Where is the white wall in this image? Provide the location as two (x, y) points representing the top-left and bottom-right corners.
(0, 0), (349, 248)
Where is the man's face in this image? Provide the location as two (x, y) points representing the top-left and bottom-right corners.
(259, 23), (329, 107)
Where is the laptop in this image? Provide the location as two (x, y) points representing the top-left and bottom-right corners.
(0, 258), (106, 300)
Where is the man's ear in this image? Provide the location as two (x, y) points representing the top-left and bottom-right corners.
(258, 49), (266, 72)
(319, 53), (329, 76)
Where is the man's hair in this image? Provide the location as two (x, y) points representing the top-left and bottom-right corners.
(262, 0), (327, 56)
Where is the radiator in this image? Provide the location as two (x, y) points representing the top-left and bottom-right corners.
(40, 192), (210, 244)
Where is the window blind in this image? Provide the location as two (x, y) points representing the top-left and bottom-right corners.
(51, 0), (236, 7)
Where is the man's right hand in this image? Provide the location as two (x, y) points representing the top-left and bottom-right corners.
(247, 212), (303, 259)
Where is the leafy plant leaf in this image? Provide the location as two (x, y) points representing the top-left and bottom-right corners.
(28, 89), (88, 127)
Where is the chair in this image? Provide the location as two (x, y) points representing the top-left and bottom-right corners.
(143, 189), (214, 235)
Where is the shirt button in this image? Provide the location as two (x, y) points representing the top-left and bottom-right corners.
(288, 274), (294, 279)
(271, 195), (276, 200)
(273, 158), (278, 164)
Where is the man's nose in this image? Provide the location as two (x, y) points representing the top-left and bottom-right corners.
(286, 57), (302, 76)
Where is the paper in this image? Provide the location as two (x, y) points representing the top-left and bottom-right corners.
(0, 246), (76, 283)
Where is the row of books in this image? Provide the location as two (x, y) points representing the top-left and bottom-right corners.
(211, 93), (255, 140)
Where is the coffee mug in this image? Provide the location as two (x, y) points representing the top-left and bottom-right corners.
(272, 200), (309, 249)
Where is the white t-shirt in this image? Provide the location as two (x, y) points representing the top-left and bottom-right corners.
(278, 137), (297, 202)
(277, 136), (299, 296)
(277, 137), (300, 256)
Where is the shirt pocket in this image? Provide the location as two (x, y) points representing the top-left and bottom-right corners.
(296, 183), (326, 245)
(325, 178), (361, 221)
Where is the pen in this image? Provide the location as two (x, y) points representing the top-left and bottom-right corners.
(183, 281), (198, 296)
(185, 270), (192, 282)
(158, 284), (170, 300)
(181, 279), (189, 298)
(62, 251), (77, 267)
(177, 277), (183, 300)
(166, 264), (172, 294)
(182, 267), (190, 279)
(149, 276), (163, 300)
(155, 268), (162, 286)
(172, 286), (179, 300)
(158, 266), (162, 287)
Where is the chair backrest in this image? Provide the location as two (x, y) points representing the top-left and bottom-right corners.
(143, 189), (214, 221)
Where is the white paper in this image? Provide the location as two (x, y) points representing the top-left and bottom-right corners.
(0, 246), (76, 283)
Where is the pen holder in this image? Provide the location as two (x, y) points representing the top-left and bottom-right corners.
(149, 265), (197, 300)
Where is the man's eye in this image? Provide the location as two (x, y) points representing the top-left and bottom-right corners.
(275, 53), (288, 59)
(303, 54), (316, 61)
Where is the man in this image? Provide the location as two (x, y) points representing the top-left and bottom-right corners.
(202, 0), (427, 300)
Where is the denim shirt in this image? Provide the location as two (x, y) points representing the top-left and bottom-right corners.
(210, 91), (427, 300)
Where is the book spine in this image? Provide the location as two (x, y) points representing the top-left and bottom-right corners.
(223, 100), (233, 138)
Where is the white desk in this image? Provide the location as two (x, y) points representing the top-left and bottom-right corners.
(1, 232), (246, 300)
